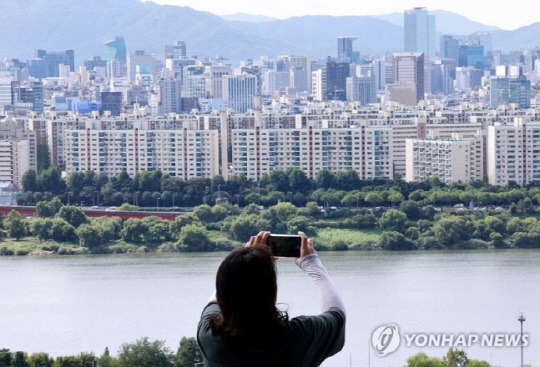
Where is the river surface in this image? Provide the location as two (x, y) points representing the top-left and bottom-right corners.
(0, 250), (539, 367)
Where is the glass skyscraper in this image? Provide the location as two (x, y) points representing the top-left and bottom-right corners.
(103, 36), (127, 64)
(404, 8), (436, 57)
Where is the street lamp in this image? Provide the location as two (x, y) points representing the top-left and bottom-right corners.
(156, 194), (161, 210)
(518, 313), (526, 367)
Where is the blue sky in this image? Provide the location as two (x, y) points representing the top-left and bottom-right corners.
(147, 0), (538, 30)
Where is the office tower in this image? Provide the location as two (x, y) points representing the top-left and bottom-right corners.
(35, 49), (75, 77)
(158, 79), (182, 114)
(490, 77), (531, 109)
(262, 70), (289, 95)
(100, 92), (123, 116)
(205, 65), (232, 99)
(165, 41), (187, 59)
(279, 55), (312, 93)
(103, 36), (127, 64)
(222, 74), (257, 113)
(467, 32), (492, 54)
(346, 71), (376, 105)
(127, 50), (156, 83)
(467, 45), (484, 69)
(373, 59), (387, 93)
(325, 61), (350, 101)
(84, 56), (107, 70)
(404, 7), (436, 57)
(431, 59), (455, 95)
(337, 37), (358, 63)
(183, 65), (206, 98)
(387, 52), (424, 105)
(440, 35), (459, 61)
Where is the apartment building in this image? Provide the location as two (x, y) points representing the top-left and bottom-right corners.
(0, 138), (31, 188)
(487, 119), (540, 185)
(406, 133), (484, 184)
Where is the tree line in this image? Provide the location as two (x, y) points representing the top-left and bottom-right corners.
(0, 336), (201, 367)
(17, 167), (540, 210)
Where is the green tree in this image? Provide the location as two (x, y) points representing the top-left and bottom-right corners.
(443, 348), (469, 367)
(380, 231), (415, 251)
(271, 202), (297, 222)
(211, 205), (228, 222)
(22, 169), (38, 192)
(0, 349), (12, 367)
(433, 216), (471, 247)
(4, 210), (25, 240)
(315, 169), (335, 189)
(229, 215), (261, 242)
(288, 167), (310, 194)
(12, 352), (29, 367)
(76, 224), (103, 248)
(27, 353), (53, 367)
(468, 360), (491, 367)
(118, 337), (171, 367)
(407, 352), (444, 367)
(36, 139), (51, 171)
(173, 337), (202, 367)
(169, 215), (200, 238)
(177, 225), (214, 252)
(121, 219), (148, 243)
(379, 209), (408, 233)
(57, 206), (88, 228)
(193, 204), (214, 223)
(244, 203), (261, 215)
(364, 192), (383, 206)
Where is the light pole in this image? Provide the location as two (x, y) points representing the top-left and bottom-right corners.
(156, 194), (161, 210)
(518, 313), (525, 367)
(257, 181), (261, 206)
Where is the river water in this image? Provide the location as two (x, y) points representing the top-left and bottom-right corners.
(0, 250), (538, 366)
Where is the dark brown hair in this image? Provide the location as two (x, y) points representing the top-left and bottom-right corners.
(209, 246), (288, 339)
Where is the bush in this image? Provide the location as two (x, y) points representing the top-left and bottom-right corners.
(331, 239), (349, 251)
(157, 242), (178, 253)
(15, 249), (29, 256)
(0, 247), (15, 256)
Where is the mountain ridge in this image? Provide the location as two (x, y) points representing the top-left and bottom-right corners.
(0, 0), (538, 64)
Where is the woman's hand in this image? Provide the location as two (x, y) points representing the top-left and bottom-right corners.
(296, 231), (316, 264)
(245, 231), (271, 247)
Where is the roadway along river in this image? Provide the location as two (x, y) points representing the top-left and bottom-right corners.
(1, 250), (539, 366)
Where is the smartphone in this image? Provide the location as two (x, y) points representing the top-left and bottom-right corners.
(267, 234), (302, 258)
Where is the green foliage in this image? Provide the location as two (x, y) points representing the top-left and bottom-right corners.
(173, 337), (202, 367)
(243, 203), (260, 215)
(118, 337), (171, 367)
(229, 215), (272, 242)
(177, 225), (214, 252)
(406, 352), (444, 367)
(57, 206), (88, 228)
(287, 216), (317, 237)
(4, 210), (25, 240)
(270, 202), (297, 222)
(27, 353), (53, 367)
(121, 219), (147, 243)
(142, 216), (171, 243)
(211, 205), (228, 222)
(118, 203), (138, 211)
(364, 192), (383, 206)
(76, 224), (104, 248)
(379, 209), (408, 233)
(380, 231), (415, 251)
(31, 218), (76, 242)
(443, 348), (469, 367)
(170, 215), (200, 238)
(193, 204), (214, 223)
(433, 216), (471, 247)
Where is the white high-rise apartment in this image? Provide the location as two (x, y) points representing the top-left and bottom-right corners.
(311, 69), (326, 102)
(0, 139), (30, 188)
(487, 119), (540, 185)
(159, 79), (182, 114)
(63, 120), (219, 179)
(405, 133), (484, 184)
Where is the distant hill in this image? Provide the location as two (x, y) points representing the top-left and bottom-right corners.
(0, 0), (537, 64)
(220, 13), (278, 23)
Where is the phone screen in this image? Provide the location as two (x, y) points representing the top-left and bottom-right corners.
(267, 235), (302, 258)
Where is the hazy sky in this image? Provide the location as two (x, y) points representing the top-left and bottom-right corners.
(148, 0), (539, 30)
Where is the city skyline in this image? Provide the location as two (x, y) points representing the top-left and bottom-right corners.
(146, 0), (540, 30)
